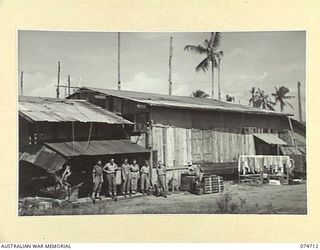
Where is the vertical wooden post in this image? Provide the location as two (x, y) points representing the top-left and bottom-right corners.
(56, 61), (60, 98)
(169, 36), (173, 95)
(288, 117), (297, 150)
(20, 71), (24, 95)
(118, 32), (121, 90)
(68, 75), (71, 96)
(218, 57), (221, 100)
(297, 81), (302, 123)
(149, 119), (153, 184)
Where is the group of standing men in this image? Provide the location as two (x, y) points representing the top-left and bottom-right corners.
(91, 158), (167, 202)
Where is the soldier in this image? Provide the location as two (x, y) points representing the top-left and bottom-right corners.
(61, 165), (72, 201)
(92, 160), (103, 203)
(121, 158), (131, 197)
(140, 160), (150, 195)
(103, 158), (118, 201)
(130, 159), (140, 194)
(156, 160), (167, 198)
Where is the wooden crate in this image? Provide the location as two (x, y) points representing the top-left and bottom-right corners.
(202, 175), (224, 194)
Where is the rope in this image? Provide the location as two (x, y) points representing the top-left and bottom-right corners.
(83, 122), (93, 152)
(72, 121), (75, 152)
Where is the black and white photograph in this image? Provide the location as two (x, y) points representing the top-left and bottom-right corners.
(18, 31), (306, 216)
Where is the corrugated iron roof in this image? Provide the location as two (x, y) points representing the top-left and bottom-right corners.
(280, 145), (306, 155)
(253, 133), (287, 145)
(78, 87), (292, 117)
(19, 96), (132, 124)
(19, 145), (67, 173)
(45, 139), (149, 157)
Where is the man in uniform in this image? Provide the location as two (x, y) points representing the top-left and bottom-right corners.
(121, 158), (131, 197)
(61, 165), (72, 201)
(92, 160), (103, 203)
(103, 158), (118, 201)
(140, 160), (150, 195)
(156, 160), (167, 198)
(130, 159), (140, 194)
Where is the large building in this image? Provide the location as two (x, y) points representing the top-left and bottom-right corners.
(19, 96), (149, 197)
(68, 87), (306, 180)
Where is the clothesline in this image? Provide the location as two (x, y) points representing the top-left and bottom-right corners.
(238, 155), (292, 175)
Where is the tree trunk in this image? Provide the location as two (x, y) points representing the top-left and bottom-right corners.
(211, 61), (214, 99)
(218, 63), (221, 100)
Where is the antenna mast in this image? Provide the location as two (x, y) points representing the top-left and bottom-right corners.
(169, 36), (173, 95)
(118, 32), (121, 90)
(56, 61), (60, 98)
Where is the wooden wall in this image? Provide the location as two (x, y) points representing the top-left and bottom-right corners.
(152, 125), (256, 168)
(19, 119), (129, 147)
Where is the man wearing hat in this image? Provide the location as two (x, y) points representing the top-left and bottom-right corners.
(92, 160), (103, 203)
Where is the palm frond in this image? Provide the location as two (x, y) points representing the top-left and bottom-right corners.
(266, 103), (275, 111)
(284, 95), (295, 99)
(195, 57), (209, 72)
(210, 32), (222, 48)
(215, 50), (224, 57)
(184, 45), (207, 54)
(285, 101), (294, 109)
(203, 39), (210, 48)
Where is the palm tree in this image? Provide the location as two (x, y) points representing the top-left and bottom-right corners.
(192, 90), (209, 98)
(256, 89), (275, 111)
(184, 32), (223, 99)
(248, 87), (275, 111)
(216, 51), (224, 100)
(249, 87), (259, 108)
(272, 86), (295, 112)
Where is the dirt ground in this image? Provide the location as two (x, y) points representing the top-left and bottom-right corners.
(20, 183), (307, 215)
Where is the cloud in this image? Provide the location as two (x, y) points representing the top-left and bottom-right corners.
(227, 48), (246, 59)
(22, 72), (58, 98)
(123, 72), (168, 94)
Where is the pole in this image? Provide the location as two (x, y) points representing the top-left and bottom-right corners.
(169, 36), (173, 95)
(68, 75), (71, 96)
(288, 117), (297, 151)
(20, 71), (24, 95)
(211, 62), (214, 99)
(56, 61), (60, 98)
(218, 57), (221, 100)
(297, 81), (302, 123)
(118, 32), (121, 90)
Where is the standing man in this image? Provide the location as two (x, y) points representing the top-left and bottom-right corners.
(140, 160), (150, 195)
(121, 158), (131, 197)
(92, 160), (103, 203)
(103, 158), (118, 201)
(61, 165), (72, 201)
(130, 159), (140, 194)
(156, 161), (167, 198)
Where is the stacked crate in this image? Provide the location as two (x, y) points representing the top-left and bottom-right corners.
(203, 174), (224, 194)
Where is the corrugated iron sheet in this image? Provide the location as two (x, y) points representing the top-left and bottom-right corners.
(19, 96), (132, 124)
(253, 133), (287, 145)
(19, 145), (67, 173)
(280, 145), (306, 155)
(45, 139), (149, 157)
(80, 87), (292, 117)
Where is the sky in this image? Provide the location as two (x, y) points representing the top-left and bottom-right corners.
(18, 31), (306, 121)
